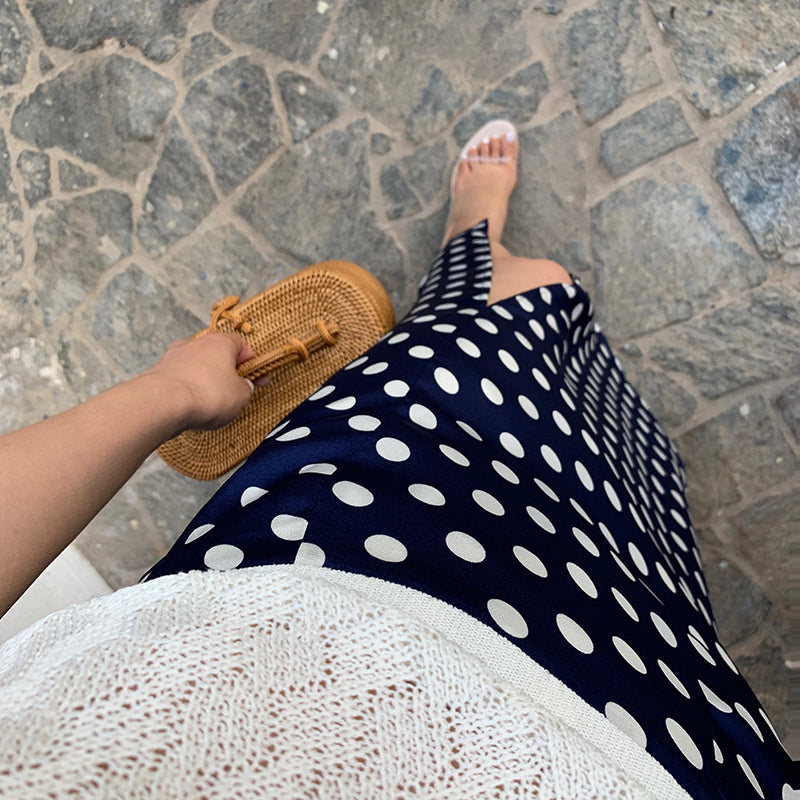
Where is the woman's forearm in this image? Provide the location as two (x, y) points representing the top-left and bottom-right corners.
(0, 374), (192, 617)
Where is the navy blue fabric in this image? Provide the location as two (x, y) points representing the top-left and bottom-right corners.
(145, 221), (796, 798)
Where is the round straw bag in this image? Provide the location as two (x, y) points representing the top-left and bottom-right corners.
(157, 260), (395, 480)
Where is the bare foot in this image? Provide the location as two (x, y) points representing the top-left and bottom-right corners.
(441, 132), (518, 248)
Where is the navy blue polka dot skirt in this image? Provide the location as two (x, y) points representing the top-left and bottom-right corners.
(145, 221), (795, 798)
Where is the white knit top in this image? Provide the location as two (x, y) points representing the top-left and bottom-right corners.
(0, 565), (692, 799)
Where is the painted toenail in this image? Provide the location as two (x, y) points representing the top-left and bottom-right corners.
(505, 130), (516, 142)
(482, 136), (490, 144)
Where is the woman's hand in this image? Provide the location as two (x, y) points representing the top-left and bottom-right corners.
(140, 333), (269, 435)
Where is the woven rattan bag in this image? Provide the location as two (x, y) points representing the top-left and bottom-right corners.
(158, 261), (395, 480)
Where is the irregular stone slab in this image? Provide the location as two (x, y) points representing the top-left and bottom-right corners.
(703, 555), (771, 646)
(713, 76), (800, 260)
(380, 164), (421, 220)
(600, 97), (696, 177)
(57, 333), (120, 399)
(182, 57), (283, 194)
(591, 169), (767, 339)
(615, 360), (697, 429)
(27, 0), (202, 63)
(732, 638), (792, 747)
(0, 0), (31, 87)
(17, 150), (50, 207)
(58, 160), (97, 192)
(319, 0), (530, 141)
(183, 32), (230, 80)
(11, 55), (175, 181)
(774, 381), (800, 445)
(277, 71), (341, 143)
(647, 1), (800, 117)
(213, 0), (334, 64)
(396, 204), (449, 315)
(454, 62), (549, 146)
(503, 112), (589, 274)
(236, 120), (404, 297)
(397, 142), (447, 205)
(0, 130), (24, 278)
(556, 0), (661, 123)
(38, 50), (52, 73)
(136, 121), (217, 257)
(34, 190), (132, 324)
(91, 263), (204, 376)
(676, 395), (797, 521)
(164, 225), (280, 316)
(650, 285), (800, 399)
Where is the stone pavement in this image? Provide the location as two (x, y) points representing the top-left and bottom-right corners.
(0, 0), (797, 754)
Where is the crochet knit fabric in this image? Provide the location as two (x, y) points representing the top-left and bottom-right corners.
(0, 568), (660, 799)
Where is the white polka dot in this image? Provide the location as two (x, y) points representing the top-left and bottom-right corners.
(656, 561), (676, 593)
(492, 460), (520, 484)
(574, 460), (594, 491)
(567, 562), (597, 598)
(299, 463), (337, 477)
(698, 681), (731, 713)
(540, 444), (562, 473)
(387, 332), (409, 344)
(518, 394), (539, 419)
(735, 703), (764, 741)
(716, 641), (739, 673)
(446, 531), (486, 562)
(713, 740), (724, 763)
(659, 660), (689, 697)
(611, 587), (638, 620)
(557, 614), (593, 654)
(582, 428), (600, 454)
(689, 634), (716, 665)
(513, 545), (547, 577)
(364, 534), (408, 562)
(628, 542), (648, 575)
(516, 295), (534, 313)
(605, 702), (647, 749)
(666, 718), (703, 769)
(412, 314), (436, 323)
(758, 707), (780, 742)
(487, 598), (528, 638)
(651, 612), (677, 647)
(499, 431), (524, 458)
(434, 367), (460, 394)
(456, 337), (481, 357)
(333, 481), (374, 507)
(598, 521), (618, 552)
(376, 437), (411, 462)
(737, 755), (764, 798)
(481, 378), (503, 405)
(546, 313), (559, 333)
(613, 636), (647, 673)
(492, 305), (514, 320)
(409, 344), (434, 359)
(276, 426), (311, 442)
(552, 409), (571, 434)
(308, 384), (335, 401)
(498, 349), (519, 372)
(409, 483), (445, 506)
(185, 523), (214, 544)
(345, 355), (369, 370)
(515, 331), (533, 350)
(204, 544), (244, 571)
(362, 361), (388, 375)
(573, 527), (599, 557)
(348, 415), (381, 431)
(294, 542), (326, 567)
(528, 318), (546, 340)
(432, 323), (456, 333)
(782, 784), (799, 800)
(473, 489), (504, 516)
(439, 443), (470, 466)
(384, 380), (410, 398)
(240, 486), (268, 506)
(539, 286), (552, 304)
(534, 478), (559, 503)
(409, 403), (437, 429)
(526, 505), (556, 533)
(475, 317), (499, 334)
(270, 514), (308, 541)
(604, 480), (622, 511)
(456, 420), (482, 440)
(532, 367), (551, 391)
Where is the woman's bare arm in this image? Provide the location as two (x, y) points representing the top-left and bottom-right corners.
(0, 333), (262, 617)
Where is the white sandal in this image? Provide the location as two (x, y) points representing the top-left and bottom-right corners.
(450, 119), (518, 195)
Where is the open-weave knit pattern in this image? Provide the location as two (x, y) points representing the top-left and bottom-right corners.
(0, 568), (656, 799)
(158, 261), (395, 480)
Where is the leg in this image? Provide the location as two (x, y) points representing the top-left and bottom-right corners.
(441, 132), (572, 305)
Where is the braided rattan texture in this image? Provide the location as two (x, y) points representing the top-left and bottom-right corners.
(157, 261), (394, 480)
